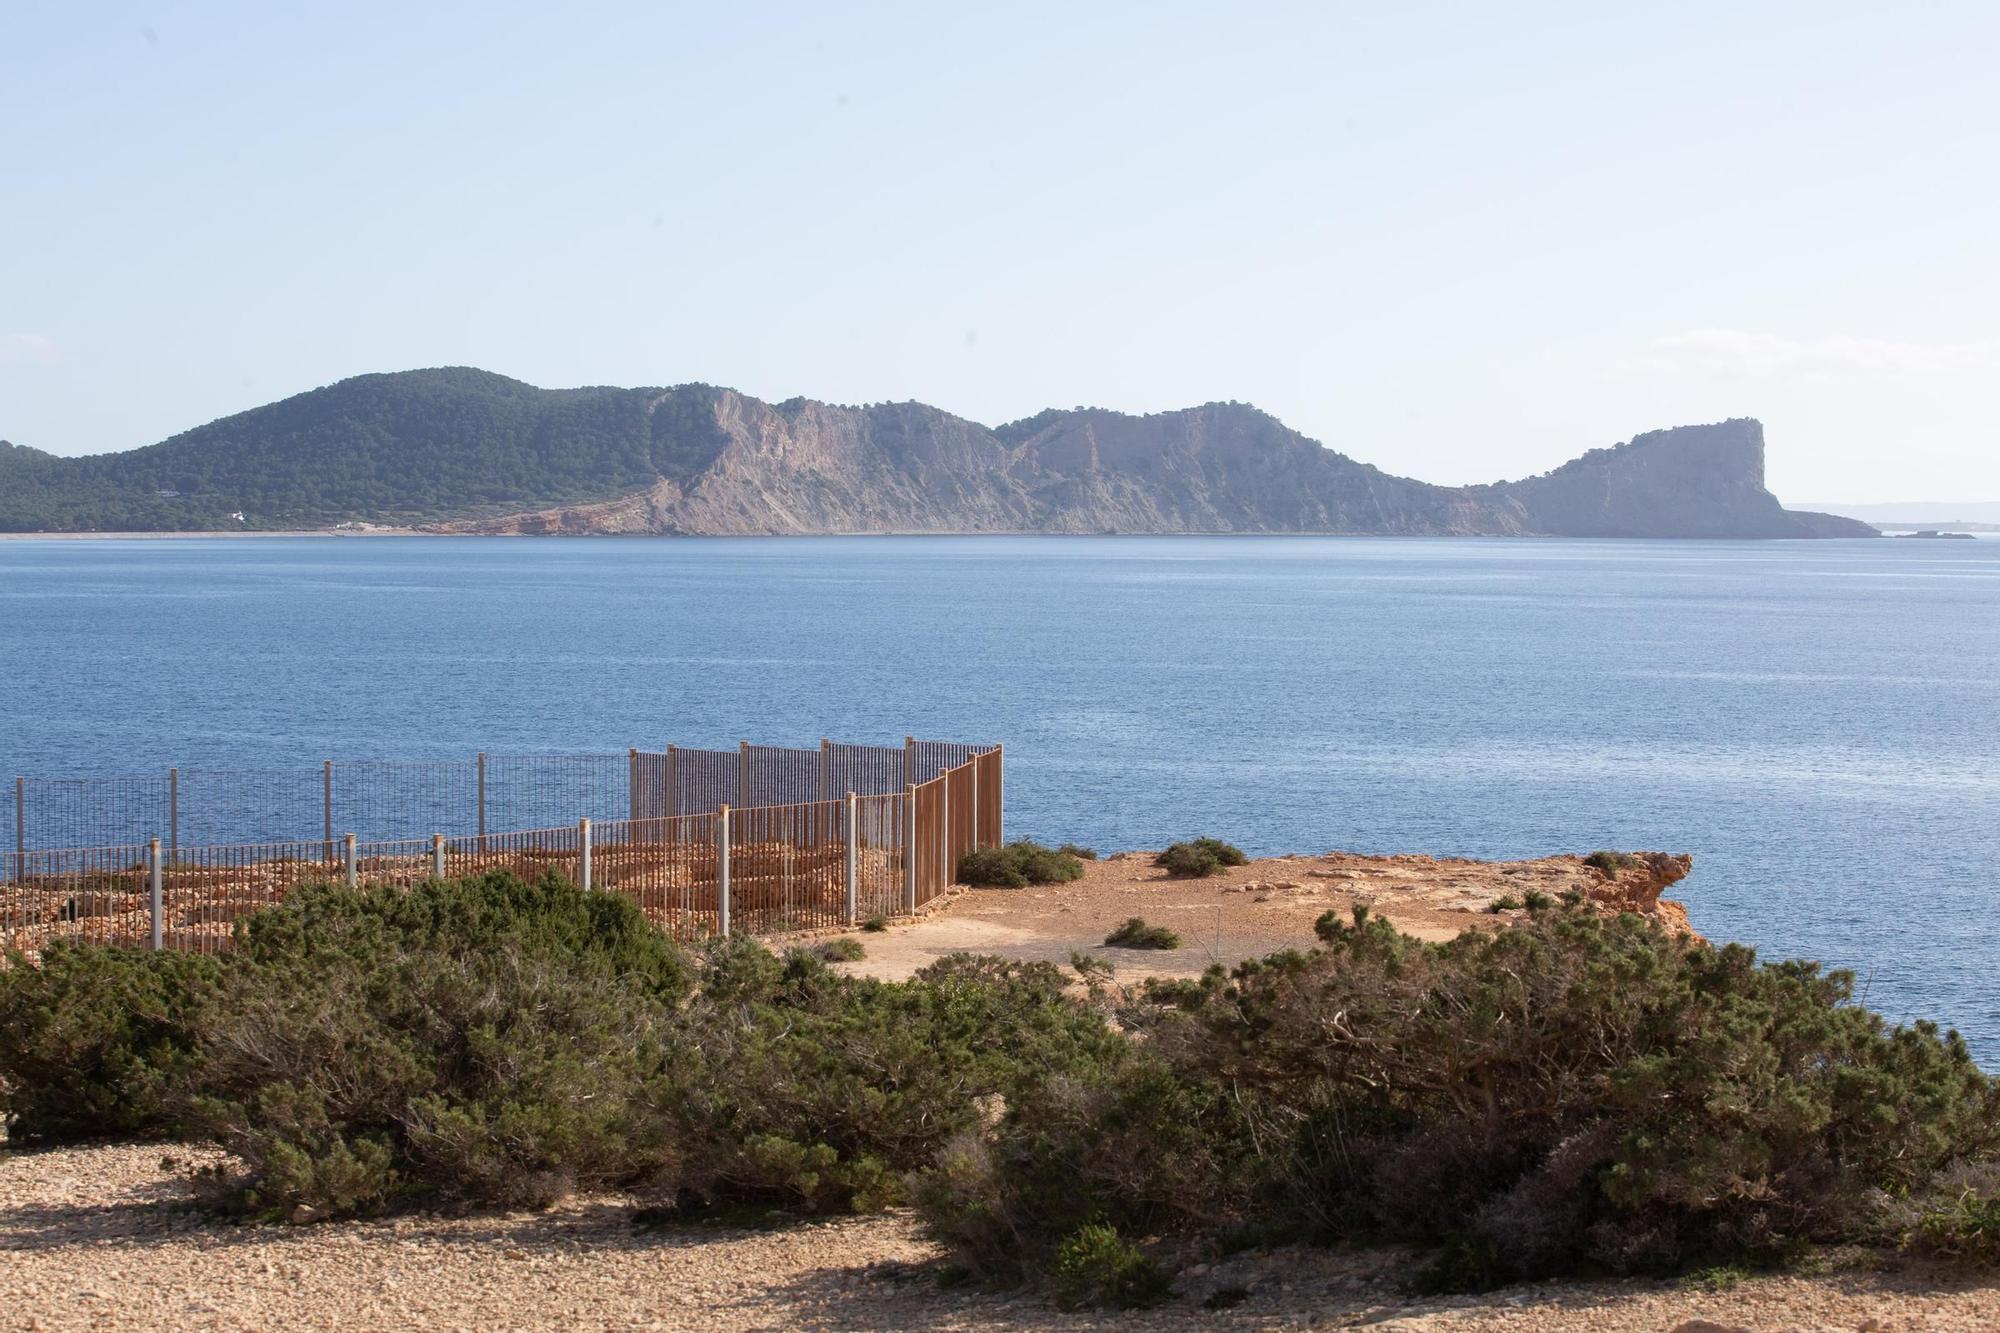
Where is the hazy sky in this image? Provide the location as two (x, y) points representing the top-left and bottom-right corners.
(4, 2), (1996, 503)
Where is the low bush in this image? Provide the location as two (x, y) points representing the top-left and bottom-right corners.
(1584, 850), (1638, 875)
(1047, 1222), (1172, 1310)
(1102, 918), (1180, 950)
(861, 914), (889, 933)
(919, 902), (2000, 1292)
(957, 841), (1087, 889)
(0, 943), (220, 1142)
(1056, 844), (1099, 861)
(816, 937), (866, 963)
(1154, 838), (1248, 878)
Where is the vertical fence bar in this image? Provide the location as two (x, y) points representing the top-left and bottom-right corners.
(940, 772), (951, 888)
(12, 776), (22, 885)
(903, 736), (914, 788)
(737, 742), (751, 809)
(148, 838), (164, 951)
(665, 745), (678, 818)
(344, 832), (357, 887)
(322, 761), (334, 860)
(819, 739), (831, 802)
(579, 818), (592, 891)
(970, 760), (979, 849)
(476, 752), (487, 850)
(902, 785), (916, 913)
(168, 768), (179, 859)
(717, 805), (732, 934)
(995, 745), (1004, 843)
(844, 790), (858, 925)
(628, 749), (639, 823)
(431, 833), (446, 880)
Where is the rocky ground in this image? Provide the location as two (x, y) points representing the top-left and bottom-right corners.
(3, 1143), (1997, 1332)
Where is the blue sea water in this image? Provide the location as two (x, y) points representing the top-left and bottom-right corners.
(3, 535), (1998, 1052)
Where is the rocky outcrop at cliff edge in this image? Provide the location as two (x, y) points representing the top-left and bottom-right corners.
(434, 393), (1875, 539)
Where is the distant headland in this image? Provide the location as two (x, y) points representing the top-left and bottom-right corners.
(0, 368), (1875, 539)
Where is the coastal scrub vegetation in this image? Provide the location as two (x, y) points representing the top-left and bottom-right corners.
(1101, 918), (1181, 950)
(956, 840), (1087, 888)
(1154, 837), (1248, 877)
(5, 874), (2000, 1305)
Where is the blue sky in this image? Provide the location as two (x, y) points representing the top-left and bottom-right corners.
(3, 1), (1996, 502)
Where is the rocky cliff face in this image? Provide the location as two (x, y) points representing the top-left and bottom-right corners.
(4, 368), (1876, 537)
(438, 388), (1872, 539)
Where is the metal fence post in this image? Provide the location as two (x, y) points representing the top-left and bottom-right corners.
(941, 771), (951, 887)
(148, 838), (164, 951)
(844, 790), (858, 925)
(819, 739), (832, 802)
(12, 776), (22, 887)
(322, 760), (334, 861)
(665, 745), (678, 818)
(344, 832), (357, 887)
(903, 736), (915, 788)
(432, 832), (446, 880)
(168, 767), (179, 861)
(738, 741), (751, 809)
(995, 745), (1004, 844)
(970, 759), (979, 850)
(717, 804), (732, 934)
(579, 818), (592, 892)
(628, 748), (640, 823)
(476, 751), (487, 851)
(903, 785), (916, 914)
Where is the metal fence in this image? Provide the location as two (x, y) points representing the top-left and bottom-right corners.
(3, 739), (1003, 959)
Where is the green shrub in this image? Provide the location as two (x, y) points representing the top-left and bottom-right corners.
(922, 903), (2000, 1289)
(861, 914), (889, 933)
(185, 872), (688, 1217)
(1486, 895), (1521, 913)
(957, 841), (1086, 889)
(1102, 918), (1180, 950)
(1154, 838), (1248, 878)
(1907, 1187), (2000, 1268)
(1522, 890), (1555, 911)
(816, 937), (866, 963)
(0, 943), (220, 1142)
(1584, 850), (1638, 874)
(1056, 844), (1099, 861)
(1047, 1222), (1172, 1309)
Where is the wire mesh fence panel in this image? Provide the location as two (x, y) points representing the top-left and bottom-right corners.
(973, 748), (1004, 846)
(171, 766), (335, 850)
(331, 760), (482, 842)
(439, 824), (581, 887)
(481, 753), (632, 834)
(853, 792), (906, 923)
(669, 747), (737, 817)
(947, 761), (977, 874)
(164, 840), (344, 955)
(744, 745), (823, 807)
(728, 800), (847, 934)
(12, 775), (171, 854)
(2, 843), (153, 958)
(912, 776), (947, 906)
(907, 740), (998, 786)
(825, 744), (905, 800)
(594, 814), (722, 940)
(633, 752), (671, 820)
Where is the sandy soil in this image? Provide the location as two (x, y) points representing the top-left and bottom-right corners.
(3, 1143), (1997, 1332)
(837, 847), (1693, 985)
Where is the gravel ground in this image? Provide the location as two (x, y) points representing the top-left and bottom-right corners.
(6, 1144), (2000, 1331)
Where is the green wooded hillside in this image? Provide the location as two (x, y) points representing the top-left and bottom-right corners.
(0, 369), (724, 531)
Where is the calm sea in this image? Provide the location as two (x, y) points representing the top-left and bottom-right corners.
(3, 535), (1998, 1051)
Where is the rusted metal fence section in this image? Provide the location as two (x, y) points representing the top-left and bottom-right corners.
(3, 740), (1005, 959)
